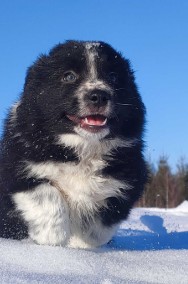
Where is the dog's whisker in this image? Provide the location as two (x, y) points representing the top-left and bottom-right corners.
(116, 103), (133, 106)
(115, 88), (126, 91)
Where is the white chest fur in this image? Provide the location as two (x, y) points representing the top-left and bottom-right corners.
(24, 136), (129, 216)
(13, 136), (131, 247)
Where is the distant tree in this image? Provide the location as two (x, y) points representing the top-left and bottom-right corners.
(154, 156), (171, 208)
(137, 155), (188, 208)
(176, 157), (188, 202)
(139, 161), (156, 207)
(185, 173), (188, 200)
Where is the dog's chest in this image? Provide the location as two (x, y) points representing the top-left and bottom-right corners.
(27, 154), (104, 197)
(56, 157), (107, 201)
(26, 151), (124, 212)
(25, 138), (127, 218)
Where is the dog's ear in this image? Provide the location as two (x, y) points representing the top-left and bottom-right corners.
(49, 43), (64, 57)
(48, 41), (78, 57)
(23, 54), (50, 93)
(48, 42), (68, 56)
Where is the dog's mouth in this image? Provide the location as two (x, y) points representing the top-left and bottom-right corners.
(67, 114), (108, 133)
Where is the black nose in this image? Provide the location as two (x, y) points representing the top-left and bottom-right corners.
(88, 90), (111, 107)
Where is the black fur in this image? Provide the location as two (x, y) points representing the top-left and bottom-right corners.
(0, 40), (147, 242)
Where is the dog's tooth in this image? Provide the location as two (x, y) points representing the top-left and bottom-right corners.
(101, 118), (107, 126)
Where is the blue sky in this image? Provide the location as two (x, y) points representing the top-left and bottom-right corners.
(0, 0), (188, 170)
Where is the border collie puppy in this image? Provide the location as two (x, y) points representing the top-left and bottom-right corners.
(0, 41), (147, 248)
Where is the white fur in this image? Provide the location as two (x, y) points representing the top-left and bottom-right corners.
(76, 80), (113, 124)
(85, 42), (100, 49)
(9, 101), (20, 126)
(74, 44), (114, 121)
(74, 124), (110, 140)
(14, 135), (132, 248)
(57, 133), (138, 151)
(10, 47), (134, 247)
(13, 181), (118, 248)
(10, 102), (31, 146)
(68, 221), (118, 249)
(8, 42), (139, 248)
(77, 80), (113, 98)
(24, 159), (128, 214)
(85, 42), (99, 81)
(12, 183), (70, 246)
(23, 136), (130, 216)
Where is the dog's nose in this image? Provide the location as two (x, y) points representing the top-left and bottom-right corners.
(88, 90), (111, 107)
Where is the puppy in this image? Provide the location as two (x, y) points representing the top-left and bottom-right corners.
(0, 40), (147, 248)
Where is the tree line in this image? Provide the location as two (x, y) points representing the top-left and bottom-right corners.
(137, 156), (188, 208)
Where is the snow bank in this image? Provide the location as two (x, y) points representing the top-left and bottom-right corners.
(175, 200), (188, 212)
(0, 206), (188, 284)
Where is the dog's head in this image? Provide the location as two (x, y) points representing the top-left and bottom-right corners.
(20, 40), (145, 142)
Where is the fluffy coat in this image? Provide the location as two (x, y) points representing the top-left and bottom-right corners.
(0, 41), (147, 248)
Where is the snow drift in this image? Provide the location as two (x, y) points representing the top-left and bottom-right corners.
(0, 203), (188, 284)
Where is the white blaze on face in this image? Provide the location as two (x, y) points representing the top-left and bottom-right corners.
(80, 42), (113, 96)
(74, 42), (114, 126)
(85, 42), (100, 82)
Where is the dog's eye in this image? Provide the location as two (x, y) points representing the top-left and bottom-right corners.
(108, 72), (118, 84)
(63, 71), (77, 83)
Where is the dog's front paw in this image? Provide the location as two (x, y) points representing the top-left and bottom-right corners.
(13, 184), (71, 246)
(28, 195), (71, 246)
(29, 218), (70, 246)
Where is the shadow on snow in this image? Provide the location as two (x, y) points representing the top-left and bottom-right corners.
(107, 215), (188, 251)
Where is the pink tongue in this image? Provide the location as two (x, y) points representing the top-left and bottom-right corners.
(84, 116), (107, 126)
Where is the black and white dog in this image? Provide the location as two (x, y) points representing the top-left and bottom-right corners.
(0, 41), (147, 248)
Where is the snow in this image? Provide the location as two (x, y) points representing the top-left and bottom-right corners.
(0, 203), (188, 284)
(175, 200), (188, 212)
(85, 42), (101, 49)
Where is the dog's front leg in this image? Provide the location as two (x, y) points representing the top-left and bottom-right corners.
(12, 183), (70, 246)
